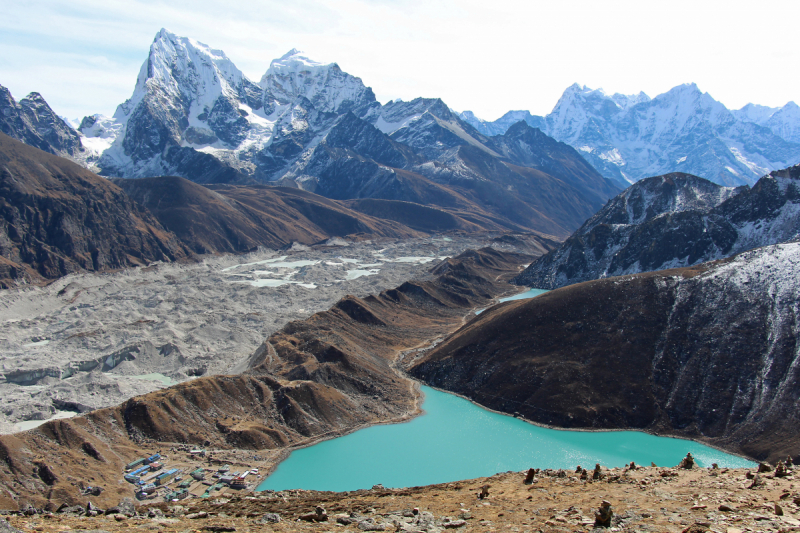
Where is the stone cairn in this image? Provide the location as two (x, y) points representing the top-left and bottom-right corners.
(678, 453), (695, 469)
(594, 500), (613, 528)
(523, 468), (539, 484)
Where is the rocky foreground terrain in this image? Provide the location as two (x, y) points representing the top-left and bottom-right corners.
(3, 463), (800, 533)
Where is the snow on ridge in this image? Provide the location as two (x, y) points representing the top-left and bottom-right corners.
(263, 49), (330, 80)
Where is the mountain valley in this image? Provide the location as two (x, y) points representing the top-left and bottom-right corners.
(0, 245), (539, 509)
(1, 22), (800, 524)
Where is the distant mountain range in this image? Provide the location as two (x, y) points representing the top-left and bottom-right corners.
(3, 28), (799, 254)
(0, 132), (546, 287)
(515, 164), (800, 289)
(0, 29), (621, 239)
(460, 84), (800, 187)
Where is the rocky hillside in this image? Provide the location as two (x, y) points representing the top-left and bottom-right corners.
(460, 83), (800, 187)
(515, 165), (800, 289)
(412, 242), (800, 463)
(0, 133), (540, 287)
(0, 247), (535, 510)
(0, 133), (188, 287)
(0, 85), (83, 158)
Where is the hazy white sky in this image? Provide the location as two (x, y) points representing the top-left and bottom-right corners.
(1, 0), (798, 121)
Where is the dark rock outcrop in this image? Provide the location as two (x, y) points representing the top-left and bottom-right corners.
(0, 85), (82, 157)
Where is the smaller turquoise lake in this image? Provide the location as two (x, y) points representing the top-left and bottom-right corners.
(258, 386), (754, 492)
(475, 288), (548, 314)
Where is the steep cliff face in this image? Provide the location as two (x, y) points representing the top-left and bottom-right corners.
(0, 134), (188, 287)
(0, 85), (82, 158)
(515, 166), (800, 289)
(412, 242), (800, 462)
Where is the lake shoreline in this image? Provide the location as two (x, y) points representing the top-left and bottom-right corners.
(257, 383), (754, 492)
(257, 290), (756, 491)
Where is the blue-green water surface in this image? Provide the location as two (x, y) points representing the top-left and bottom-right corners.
(475, 288), (548, 315)
(258, 386), (753, 492)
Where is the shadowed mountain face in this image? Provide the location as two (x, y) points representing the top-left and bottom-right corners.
(412, 243), (800, 463)
(0, 85), (82, 158)
(0, 133), (188, 287)
(0, 247), (540, 510)
(515, 166), (800, 289)
(113, 177), (428, 254)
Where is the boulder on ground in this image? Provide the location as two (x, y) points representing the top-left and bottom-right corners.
(299, 506), (328, 522)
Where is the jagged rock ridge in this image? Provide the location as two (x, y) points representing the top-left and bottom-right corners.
(515, 165), (800, 289)
(0, 85), (82, 158)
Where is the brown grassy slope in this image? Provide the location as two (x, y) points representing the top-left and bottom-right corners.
(114, 177), (427, 255)
(0, 133), (189, 287)
(0, 246), (546, 511)
(410, 261), (800, 464)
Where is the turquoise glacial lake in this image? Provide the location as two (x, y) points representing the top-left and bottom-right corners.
(258, 385), (754, 492)
(475, 288), (549, 315)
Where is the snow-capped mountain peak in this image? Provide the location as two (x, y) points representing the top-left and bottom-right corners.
(734, 100), (800, 144)
(259, 49), (376, 115)
(733, 103), (780, 123)
(117, 28), (251, 122)
(263, 49), (329, 78)
(610, 91), (650, 110)
(475, 81), (800, 188)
